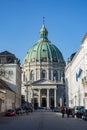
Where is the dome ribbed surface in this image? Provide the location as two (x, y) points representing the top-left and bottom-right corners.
(24, 24), (64, 63)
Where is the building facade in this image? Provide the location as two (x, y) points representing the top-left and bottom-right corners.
(0, 79), (15, 113)
(65, 34), (87, 109)
(0, 51), (21, 108)
(22, 24), (65, 109)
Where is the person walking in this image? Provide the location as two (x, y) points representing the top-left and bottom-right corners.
(66, 108), (70, 118)
(61, 107), (65, 118)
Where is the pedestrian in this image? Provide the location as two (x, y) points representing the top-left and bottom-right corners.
(25, 107), (29, 115)
(66, 108), (70, 118)
(61, 107), (65, 118)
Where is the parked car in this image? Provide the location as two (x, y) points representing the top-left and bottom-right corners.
(15, 108), (25, 114)
(82, 109), (87, 120)
(5, 109), (16, 116)
(54, 107), (60, 112)
(73, 107), (85, 118)
(72, 106), (84, 118)
(21, 106), (33, 113)
(26, 106), (33, 112)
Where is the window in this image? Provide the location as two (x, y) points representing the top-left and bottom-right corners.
(41, 70), (46, 79)
(53, 58), (57, 62)
(7, 57), (14, 63)
(30, 70), (34, 81)
(1, 57), (6, 64)
(31, 58), (35, 62)
(40, 57), (47, 62)
(53, 70), (58, 81)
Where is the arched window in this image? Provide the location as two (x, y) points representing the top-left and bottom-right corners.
(30, 70), (34, 81)
(41, 70), (46, 79)
(53, 70), (58, 81)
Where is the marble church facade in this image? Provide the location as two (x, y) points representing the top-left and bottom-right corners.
(22, 24), (65, 109)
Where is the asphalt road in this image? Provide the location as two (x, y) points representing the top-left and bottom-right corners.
(0, 111), (87, 130)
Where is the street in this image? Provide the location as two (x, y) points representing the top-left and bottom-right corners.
(0, 111), (87, 130)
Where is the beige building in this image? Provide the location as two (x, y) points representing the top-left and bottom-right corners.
(0, 79), (15, 113)
(22, 24), (65, 109)
(0, 51), (21, 108)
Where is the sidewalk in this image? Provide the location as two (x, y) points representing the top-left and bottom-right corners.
(0, 112), (5, 117)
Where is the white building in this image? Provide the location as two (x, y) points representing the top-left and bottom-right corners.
(0, 51), (21, 108)
(65, 34), (87, 109)
(22, 24), (65, 109)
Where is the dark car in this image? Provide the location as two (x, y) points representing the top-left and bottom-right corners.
(72, 106), (84, 118)
(27, 107), (33, 112)
(75, 108), (86, 118)
(82, 109), (87, 120)
(15, 108), (25, 114)
(54, 107), (60, 112)
(22, 106), (33, 113)
(5, 109), (16, 116)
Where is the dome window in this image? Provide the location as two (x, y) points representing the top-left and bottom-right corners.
(49, 58), (51, 62)
(42, 49), (46, 51)
(41, 70), (46, 79)
(31, 58), (35, 62)
(53, 58), (57, 62)
(30, 70), (34, 81)
(53, 70), (58, 81)
(41, 57), (47, 62)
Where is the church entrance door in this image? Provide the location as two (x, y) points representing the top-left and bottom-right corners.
(42, 97), (46, 107)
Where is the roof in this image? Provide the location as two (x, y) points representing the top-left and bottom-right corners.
(0, 79), (15, 93)
(24, 24), (65, 63)
(0, 51), (15, 57)
(0, 51), (21, 66)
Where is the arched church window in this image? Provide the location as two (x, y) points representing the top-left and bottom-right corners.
(53, 70), (58, 81)
(41, 70), (46, 79)
(30, 70), (34, 81)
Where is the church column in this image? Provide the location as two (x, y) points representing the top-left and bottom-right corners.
(35, 68), (36, 81)
(29, 69), (30, 81)
(47, 89), (49, 108)
(54, 89), (57, 107)
(47, 68), (48, 80)
(38, 89), (41, 107)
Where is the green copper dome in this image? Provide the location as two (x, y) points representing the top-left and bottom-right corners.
(24, 24), (64, 63)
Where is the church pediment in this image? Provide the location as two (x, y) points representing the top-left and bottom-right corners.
(32, 79), (54, 85)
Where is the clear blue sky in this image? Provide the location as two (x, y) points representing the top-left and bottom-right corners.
(0, 0), (87, 65)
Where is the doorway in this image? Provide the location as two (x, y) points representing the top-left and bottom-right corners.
(50, 97), (54, 108)
(34, 98), (38, 109)
(42, 97), (46, 107)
